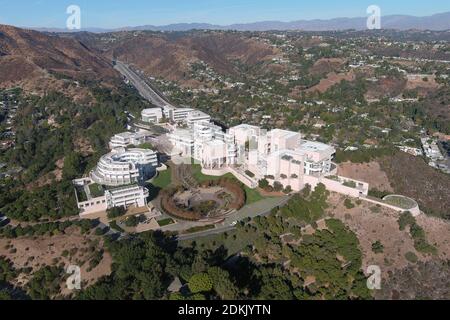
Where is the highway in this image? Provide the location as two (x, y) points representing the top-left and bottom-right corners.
(114, 60), (174, 108)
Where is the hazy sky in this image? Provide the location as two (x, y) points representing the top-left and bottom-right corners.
(1, 0), (449, 29)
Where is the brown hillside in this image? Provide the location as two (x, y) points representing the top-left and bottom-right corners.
(102, 32), (279, 83)
(309, 58), (346, 76)
(0, 24), (118, 94)
(379, 152), (450, 219)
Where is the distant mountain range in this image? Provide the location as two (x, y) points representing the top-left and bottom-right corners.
(33, 12), (450, 33)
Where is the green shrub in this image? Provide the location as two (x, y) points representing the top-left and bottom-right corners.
(188, 273), (213, 294)
(107, 207), (126, 220)
(405, 251), (418, 263)
(398, 212), (415, 231)
(344, 198), (355, 209)
(258, 179), (269, 189)
(369, 206), (381, 213)
(283, 186), (292, 194)
(371, 241), (384, 254)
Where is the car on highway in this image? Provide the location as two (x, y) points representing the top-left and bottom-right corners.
(230, 221), (238, 227)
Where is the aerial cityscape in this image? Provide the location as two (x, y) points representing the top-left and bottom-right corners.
(0, 0), (450, 307)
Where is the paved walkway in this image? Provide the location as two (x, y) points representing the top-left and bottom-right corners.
(164, 195), (291, 240)
(221, 196), (290, 225)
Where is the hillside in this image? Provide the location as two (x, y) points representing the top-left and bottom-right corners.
(0, 24), (119, 98)
(379, 152), (450, 220)
(71, 31), (281, 85)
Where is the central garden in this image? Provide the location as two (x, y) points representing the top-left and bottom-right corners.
(161, 178), (246, 221)
(158, 163), (247, 221)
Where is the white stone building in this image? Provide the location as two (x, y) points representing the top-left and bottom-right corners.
(142, 108), (164, 124)
(168, 121), (236, 168)
(166, 106), (194, 123)
(109, 132), (148, 149)
(90, 148), (159, 186)
(105, 185), (149, 209)
(166, 110), (369, 197)
(142, 105), (211, 127)
(186, 110), (212, 127)
(73, 178), (150, 216)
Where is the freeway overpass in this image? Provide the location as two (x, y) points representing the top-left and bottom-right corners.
(114, 60), (175, 108)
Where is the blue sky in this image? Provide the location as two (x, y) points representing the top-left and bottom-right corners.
(1, 0), (449, 29)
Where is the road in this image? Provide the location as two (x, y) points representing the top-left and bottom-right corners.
(177, 226), (236, 241)
(175, 195), (292, 241)
(114, 60), (174, 108)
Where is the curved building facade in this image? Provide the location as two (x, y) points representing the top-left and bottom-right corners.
(91, 148), (158, 186)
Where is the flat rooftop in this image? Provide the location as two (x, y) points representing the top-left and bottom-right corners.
(187, 110), (211, 118)
(142, 108), (162, 114)
(171, 128), (193, 136)
(299, 140), (335, 153)
(230, 124), (261, 130)
(205, 139), (226, 147)
(270, 129), (301, 140)
(114, 131), (145, 139)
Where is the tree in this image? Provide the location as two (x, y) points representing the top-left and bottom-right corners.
(283, 185), (292, 194)
(255, 267), (294, 300)
(258, 179), (269, 189)
(207, 267), (238, 300)
(398, 212), (415, 231)
(188, 273), (213, 294)
(125, 215), (140, 227)
(371, 241), (384, 254)
(273, 182), (284, 192)
(107, 207), (126, 220)
(169, 292), (186, 300)
(344, 198), (355, 209)
(27, 266), (63, 300)
(0, 289), (12, 300)
(62, 152), (82, 180)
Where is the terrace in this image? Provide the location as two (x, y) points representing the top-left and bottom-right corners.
(326, 175), (367, 193)
(382, 195), (418, 211)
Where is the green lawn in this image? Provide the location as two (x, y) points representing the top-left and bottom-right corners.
(89, 183), (105, 198)
(383, 195), (417, 210)
(244, 188), (264, 204)
(135, 142), (154, 150)
(75, 186), (88, 202)
(191, 163), (235, 182)
(151, 168), (172, 189)
(157, 218), (175, 227)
